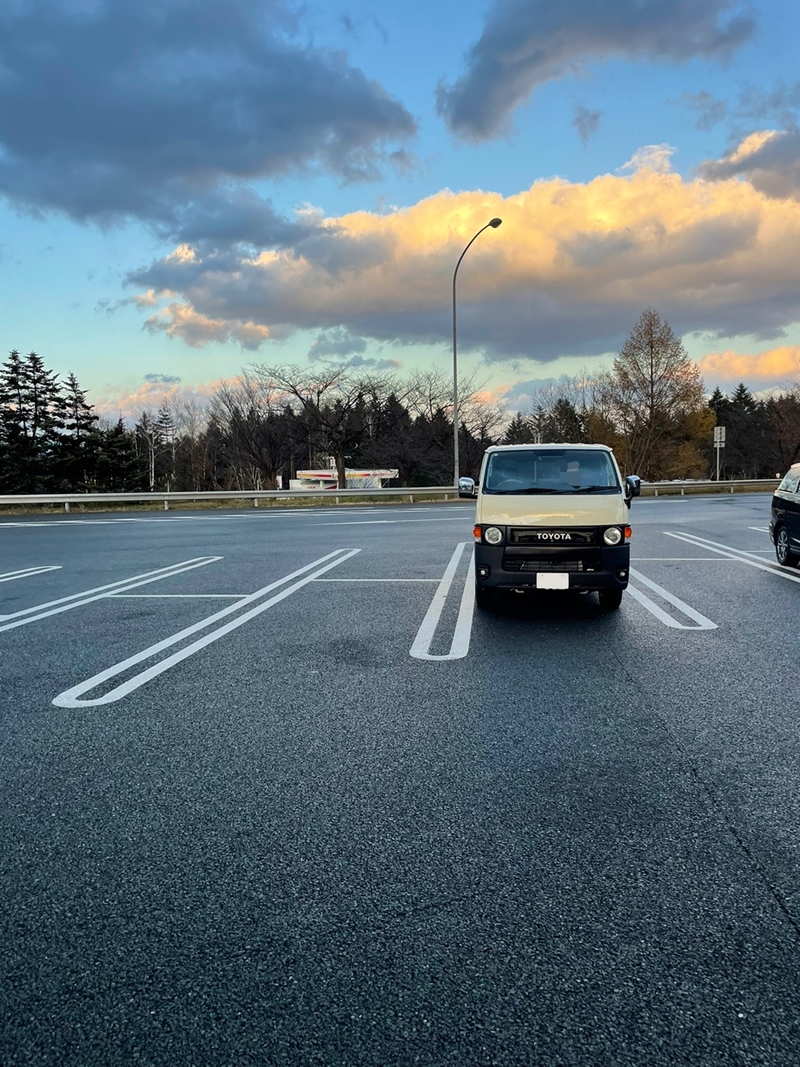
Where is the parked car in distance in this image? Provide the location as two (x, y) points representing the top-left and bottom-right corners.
(770, 462), (800, 567)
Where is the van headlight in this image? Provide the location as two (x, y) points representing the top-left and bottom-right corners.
(603, 527), (622, 546)
(484, 527), (503, 545)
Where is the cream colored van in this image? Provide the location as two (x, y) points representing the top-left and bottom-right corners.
(458, 444), (640, 610)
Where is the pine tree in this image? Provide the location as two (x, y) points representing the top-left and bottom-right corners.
(0, 350), (28, 491)
(156, 403), (177, 490)
(727, 383), (770, 478)
(503, 411), (534, 445)
(0, 350), (65, 490)
(58, 372), (100, 489)
(542, 398), (585, 443)
(708, 386), (728, 418)
(96, 420), (146, 490)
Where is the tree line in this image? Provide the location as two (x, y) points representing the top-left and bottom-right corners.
(507, 309), (800, 480)
(2, 310), (799, 494)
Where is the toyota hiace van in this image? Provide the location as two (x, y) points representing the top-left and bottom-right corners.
(459, 444), (640, 610)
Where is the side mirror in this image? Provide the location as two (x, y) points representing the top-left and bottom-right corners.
(458, 477), (476, 498)
(625, 475), (641, 500)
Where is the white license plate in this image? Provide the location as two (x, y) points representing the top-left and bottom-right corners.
(536, 573), (570, 590)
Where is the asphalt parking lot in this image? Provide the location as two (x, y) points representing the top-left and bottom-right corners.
(2, 492), (799, 1066)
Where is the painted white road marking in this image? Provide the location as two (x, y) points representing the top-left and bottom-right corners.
(627, 568), (717, 630)
(0, 557), (222, 631)
(52, 549), (360, 707)
(314, 578), (440, 582)
(665, 532), (800, 584)
(108, 593), (247, 599)
(0, 565), (61, 583)
(314, 518), (471, 526)
(410, 543), (475, 661)
(748, 526), (770, 533)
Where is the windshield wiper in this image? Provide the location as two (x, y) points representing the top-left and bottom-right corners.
(490, 487), (560, 494)
(570, 485), (617, 494)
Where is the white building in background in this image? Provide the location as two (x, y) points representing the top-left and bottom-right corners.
(289, 468), (399, 491)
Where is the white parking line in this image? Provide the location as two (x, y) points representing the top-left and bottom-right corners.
(314, 578), (440, 582)
(108, 594), (247, 599)
(314, 518), (472, 527)
(627, 568), (717, 630)
(665, 532), (800, 584)
(410, 543), (475, 661)
(52, 549), (360, 708)
(749, 526), (770, 533)
(0, 565), (62, 583)
(0, 557), (222, 631)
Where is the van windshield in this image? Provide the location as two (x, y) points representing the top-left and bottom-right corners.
(483, 449), (621, 495)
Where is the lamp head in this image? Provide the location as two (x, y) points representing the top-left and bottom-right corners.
(489, 217), (502, 228)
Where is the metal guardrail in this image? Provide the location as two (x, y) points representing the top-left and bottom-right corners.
(0, 478), (780, 512)
(0, 486), (458, 511)
(639, 478), (780, 496)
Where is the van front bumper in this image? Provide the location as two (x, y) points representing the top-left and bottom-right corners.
(474, 542), (630, 591)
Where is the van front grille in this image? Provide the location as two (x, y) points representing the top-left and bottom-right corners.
(502, 548), (604, 573)
(504, 559), (586, 573)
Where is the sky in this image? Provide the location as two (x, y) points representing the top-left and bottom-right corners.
(1, 0), (800, 420)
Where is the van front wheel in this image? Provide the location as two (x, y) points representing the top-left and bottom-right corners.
(475, 585), (494, 610)
(598, 589), (623, 610)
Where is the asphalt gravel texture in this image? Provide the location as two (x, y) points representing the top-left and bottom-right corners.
(1, 493), (799, 1066)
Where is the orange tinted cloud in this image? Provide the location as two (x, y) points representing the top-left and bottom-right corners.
(698, 345), (800, 382)
(143, 303), (271, 349)
(131, 154), (800, 361)
(473, 383), (514, 405)
(94, 378), (233, 422)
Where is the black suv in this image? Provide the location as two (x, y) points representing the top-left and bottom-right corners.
(771, 462), (800, 567)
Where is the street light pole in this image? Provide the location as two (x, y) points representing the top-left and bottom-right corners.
(452, 217), (502, 486)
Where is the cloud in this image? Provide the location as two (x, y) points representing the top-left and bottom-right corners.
(680, 91), (728, 131)
(698, 345), (800, 384)
(126, 156), (800, 363)
(143, 373), (182, 384)
(737, 80), (800, 126)
(97, 289), (162, 314)
(436, 0), (754, 141)
(472, 383), (513, 406)
(93, 377), (229, 422)
(620, 143), (676, 174)
(0, 0), (415, 243)
(573, 104), (602, 145)
(143, 302), (271, 350)
(699, 127), (800, 200)
(345, 355), (402, 370)
(308, 329), (368, 360)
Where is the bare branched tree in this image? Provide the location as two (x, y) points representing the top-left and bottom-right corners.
(211, 372), (291, 489)
(251, 363), (394, 487)
(606, 308), (705, 477)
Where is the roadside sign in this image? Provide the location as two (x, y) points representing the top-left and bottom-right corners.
(713, 425), (726, 481)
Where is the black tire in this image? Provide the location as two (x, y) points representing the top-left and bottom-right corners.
(475, 585), (494, 610)
(775, 526), (800, 568)
(598, 588), (624, 610)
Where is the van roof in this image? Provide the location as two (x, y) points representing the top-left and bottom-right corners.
(485, 443), (613, 453)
